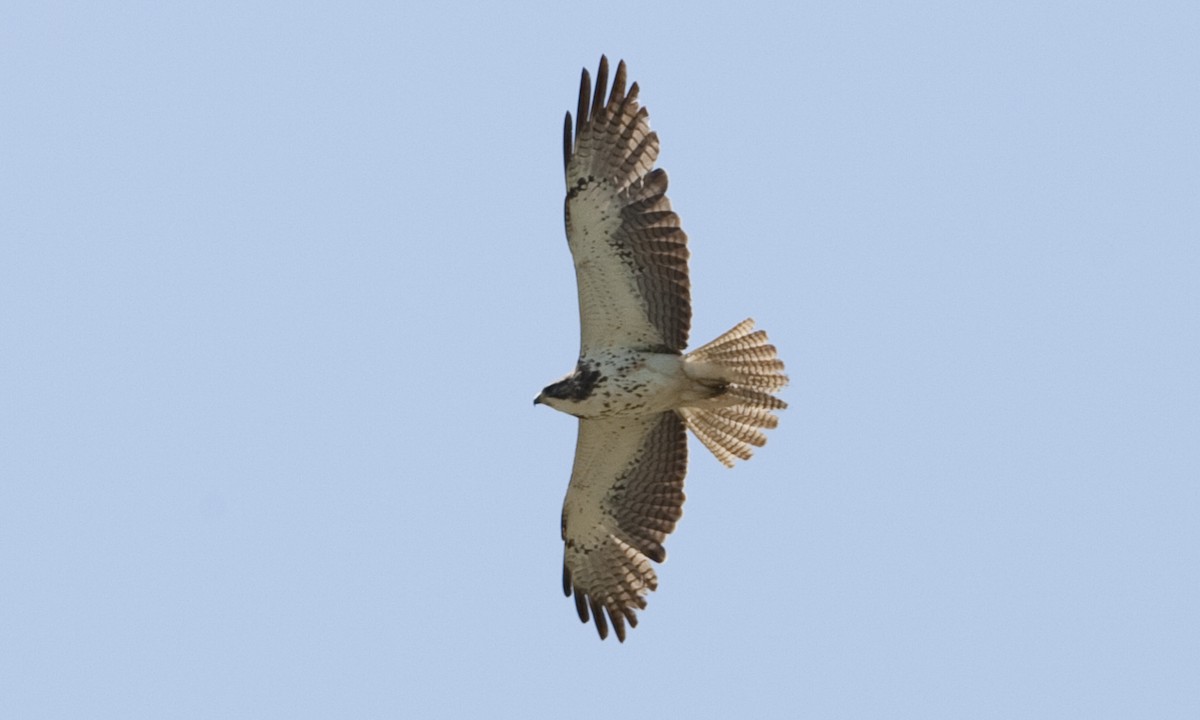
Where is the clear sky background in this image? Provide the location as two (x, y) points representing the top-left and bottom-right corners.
(2, 2), (1197, 718)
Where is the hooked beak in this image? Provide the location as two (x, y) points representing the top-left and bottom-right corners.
(533, 394), (543, 406)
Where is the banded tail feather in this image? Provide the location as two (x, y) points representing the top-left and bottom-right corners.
(679, 319), (788, 467)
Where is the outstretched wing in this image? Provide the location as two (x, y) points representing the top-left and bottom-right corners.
(563, 56), (691, 355)
(560, 412), (688, 641)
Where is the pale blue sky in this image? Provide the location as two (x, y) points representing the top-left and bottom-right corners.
(2, 2), (1198, 718)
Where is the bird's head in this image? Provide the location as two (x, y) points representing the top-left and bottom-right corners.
(534, 365), (603, 414)
(533, 376), (576, 412)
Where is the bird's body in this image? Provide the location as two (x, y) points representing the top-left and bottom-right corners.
(538, 351), (724, 419)
(536, 57), (788, 641)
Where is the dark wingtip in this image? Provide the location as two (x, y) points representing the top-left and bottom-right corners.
(575, 66), (591, 145)
(573, 589), (589, 624)
(592, 56), (609, 120)
(611, 610), (627, 643)
(613, 60), (628, 101)
(562, 112), (572, 172)
(589, 597), (609, 640)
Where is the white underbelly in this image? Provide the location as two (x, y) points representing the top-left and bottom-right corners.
(572, 351), (689, 418)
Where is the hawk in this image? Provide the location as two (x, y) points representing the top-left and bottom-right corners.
(535, 57), (788, 641)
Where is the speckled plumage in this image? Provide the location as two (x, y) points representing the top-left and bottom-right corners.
(536, 57), (789, 642)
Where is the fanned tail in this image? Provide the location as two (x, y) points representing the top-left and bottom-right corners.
(678, 319), (788, 467)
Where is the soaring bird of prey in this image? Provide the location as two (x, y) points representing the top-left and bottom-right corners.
(534, 57), (788, 641)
